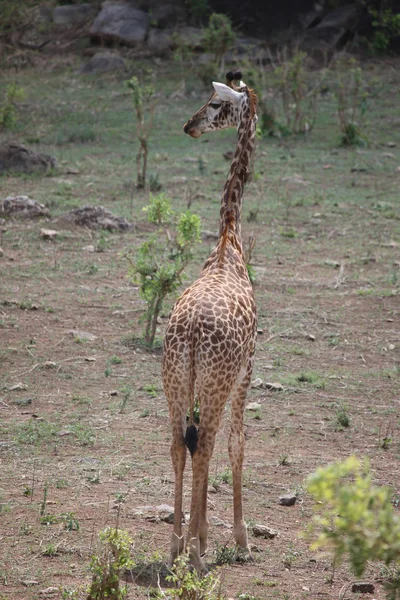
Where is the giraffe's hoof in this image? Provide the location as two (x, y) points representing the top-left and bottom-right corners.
(235, 545), (253, 563)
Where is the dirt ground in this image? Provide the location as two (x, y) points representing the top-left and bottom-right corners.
(0, 54), (400, 600)
(1, 192), (399, 600)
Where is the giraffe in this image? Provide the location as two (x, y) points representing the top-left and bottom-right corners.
(162, 71), (258, 572)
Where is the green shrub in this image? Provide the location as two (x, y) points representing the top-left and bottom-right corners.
(306, 456), (400, 598)
(366, 5), (400, 54)
(333, 55), (369, 146)
(202, 13), (236, 68)
(166, 551), (225, 599)
(127, 75), (156, 189)
(127, 193), (201, 347)
(272, 49), (321, 135)
(0, 82), (25, 130)
(88, 527), (134, 600)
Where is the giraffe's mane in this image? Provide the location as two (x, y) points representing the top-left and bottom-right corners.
(248, 87), (258, 119)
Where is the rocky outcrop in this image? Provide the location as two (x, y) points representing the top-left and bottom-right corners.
(63, 205), (133, 231)
(301, 4), (361, 53)
(1, 196), (50, 219)
(0, 143), (57, 175)
(53, 3), (99, 26)
(89, 3), (149, 46)
(78, 51), (126, 74)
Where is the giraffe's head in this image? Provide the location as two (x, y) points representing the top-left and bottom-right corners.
(183, 71), (257, 138)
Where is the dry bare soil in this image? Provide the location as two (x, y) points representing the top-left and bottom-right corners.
(0, 53), (399, 600)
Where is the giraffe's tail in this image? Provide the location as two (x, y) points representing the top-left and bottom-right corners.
(184, 424), (198, 457)
(184, 316), (199, 457)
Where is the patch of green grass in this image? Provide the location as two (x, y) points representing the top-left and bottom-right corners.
(335, 404), (351, 430)
(280, 371), (326, 389)
(14, 419), (59, 446)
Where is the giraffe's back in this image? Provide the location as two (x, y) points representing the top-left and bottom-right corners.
(162, 257), (256, 400)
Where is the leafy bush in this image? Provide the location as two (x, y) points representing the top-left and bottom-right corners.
(366, 4), (400, 54)
(127, 194), (201, 347)
(127, 75), (156, 189)
(165, 551), (225, 599)
(87, 527), (134, 600)
(306, 456), (400, 598)
(272, 49), (322, 135)
(333, 55), (369, 146)
(202, 13), (236, 68)
(0, 82), (25, 130)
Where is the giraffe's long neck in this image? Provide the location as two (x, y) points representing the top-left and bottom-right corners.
(219, 101), (256, 247)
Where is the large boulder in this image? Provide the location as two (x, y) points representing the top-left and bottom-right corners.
(0, 143), (57, 175)
(147, 29), (172, 54)
(78, 51), (127, 74)
(150, 2), (186, 28)
(1, 196), (50, 219)
(301, 4), (361, 53)
(89, 2), (149, 46)
(53, 3), (99, 26)
(63, 205), (133, 231)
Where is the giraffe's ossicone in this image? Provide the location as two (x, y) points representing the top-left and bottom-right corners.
(162, 73), (258, 572)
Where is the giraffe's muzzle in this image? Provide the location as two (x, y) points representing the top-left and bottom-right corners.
(183, 121), (202, 138)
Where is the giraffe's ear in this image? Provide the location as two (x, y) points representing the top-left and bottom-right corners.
(212, 82), (242, 104)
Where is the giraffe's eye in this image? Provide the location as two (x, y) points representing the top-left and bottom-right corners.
(210, 102), (221, 110)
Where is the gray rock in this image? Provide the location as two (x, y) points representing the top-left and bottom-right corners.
(89, 3), (149, 46)
(53, 4), (98, 26)
(67, 330), (97, 342)
(0, 143), (57, 175)
(151, 2), (186, 28)
(351, 583), (375, 594)
(147, 29), (172, 54)
(172, 26), (204, 50)
(301, 4), (360, 53)
(63, 205), (133, 231)
(279, 494), (297, 507)
(1, 196), (50, 219)
(78, 51), (126, 74)
(252, 524), (279, 539)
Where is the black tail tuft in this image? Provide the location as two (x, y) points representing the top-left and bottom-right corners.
(184, 425), (198, 457)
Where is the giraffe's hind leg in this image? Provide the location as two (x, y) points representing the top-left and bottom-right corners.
(169, 433), (186, 564)
(187, 396), (227, 571)
(198, 465), (209, 556)
(228, 359), (254, 557)
(167, 395), (188, 565)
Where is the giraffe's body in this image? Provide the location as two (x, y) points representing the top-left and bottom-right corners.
(162, 74), (258, 571)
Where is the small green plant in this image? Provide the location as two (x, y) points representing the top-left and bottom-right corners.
(282, 544), (300, 569)
(335, 404), (350, 430)
(214, 542), (237, 566)
(365, 3), (400, 54)
(278, 453), (291, 466)
(272, 49), (321, 134)
(0, 82), (25, 130)
(61, 512), (80, 531)
(126, 193), (201, 347)
(202, 13), (236, 68)
(333, 55), (368, 146)
(306, 456), (400, 598)
(40, 514), (58, 525)
(109, 355), (123, 365)
(87, 527), (134, 600)
(143, 383), (158, 398)
(165, 551), (225, 599)
(43, 543), (58, 557)
(127, 75), (157, 190)
(119, 386), (133, 413)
